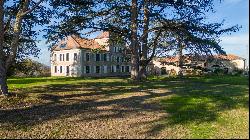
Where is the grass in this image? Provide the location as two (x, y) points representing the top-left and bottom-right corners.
(0, 75), (248, 138)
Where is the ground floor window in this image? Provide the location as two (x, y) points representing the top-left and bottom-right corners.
(66, 66), (70, 74)
(125, 66), (130, 72)
(60, 66), (63, 73)
(96, 66), (100, 73)
(86, 66), (90, 73)
(54, 66), (57, 73)
(121, 66), (125, 72)
(116, 65), (120, 72)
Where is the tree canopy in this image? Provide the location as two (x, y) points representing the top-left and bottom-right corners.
(46, 0), (240, 80)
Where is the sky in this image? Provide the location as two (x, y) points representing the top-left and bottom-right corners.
(31, 0), (249, 67)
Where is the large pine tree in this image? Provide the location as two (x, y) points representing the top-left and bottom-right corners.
(47, 0), (240, 81)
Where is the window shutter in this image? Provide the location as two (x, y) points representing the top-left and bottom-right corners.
(100, 54), (103, 61)
(104, 66), (107, 73)
(83, 66), (86, 74)
(101, 66), (104, 73)
(114, 65), (116, 72)
(90, 53), (94, 61)
(82, 52), (85, 61)
(93, 66), (96, 73)
(107, 54), (110, 61)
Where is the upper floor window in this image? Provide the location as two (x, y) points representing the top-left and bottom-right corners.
(74, 53), (77, 61)
(114, 47), (119, 52)
(54, 54), (57, 61)
(86, 53), (90, 61)
(60, 44), (66, 48)
(66, 53), (69, 61)
(63, 54), (65, 61)
(96, 53), (100, 61)
(116, 57), (120, 63)
(121, 57), (124, 62)
(60, 54), (62, 61)
(103, 54), (107, 61)
(118, 47), (122, 52)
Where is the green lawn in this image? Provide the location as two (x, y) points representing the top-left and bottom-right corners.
(0, 75), (248, 138)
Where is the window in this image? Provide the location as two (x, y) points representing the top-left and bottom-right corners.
(66, 66), (69, 74)
(86, 66), (90, 73)
(116, 57), (120, 63)
(96, 66), (100, 73)
(66, 53), (69, 61)
(116, 65), (120, 72)
(118, 47), (122, 52)
(121, 66), (124, 72)
(126, 66), (130, 72)
(60, 54), (62, 61)
(54, 54), (57, 61)
(96, 53), (100, 61)
(111, 65), (115, 73)
(74, 53), (77, 61)
(103, 54), (107, 61)
(54, 66), (57, 73)
(60, 44), (66, 48)
(60, 66), (63, 73)
(63, 54), (65, 61)
(114, 47), (117, 52)
(86, 53), (90, 61)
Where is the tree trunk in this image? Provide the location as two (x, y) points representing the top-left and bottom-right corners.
(5, 2), (27, 69)
(138, 0), (149, 80)
(131, 53), (140, 81)
(138, 64), (147, 80)
(0, 64), (9, 95)
(130, 0), (140, 81)
(0, 0), (9, 95)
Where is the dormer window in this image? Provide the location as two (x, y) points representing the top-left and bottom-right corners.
(60, 44), (66, 48)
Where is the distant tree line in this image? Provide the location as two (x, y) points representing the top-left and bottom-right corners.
(7, 59), (50, 77)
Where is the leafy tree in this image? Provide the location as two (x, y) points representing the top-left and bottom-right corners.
(0, 0), (51, 95)
(8, 58), (50, 77)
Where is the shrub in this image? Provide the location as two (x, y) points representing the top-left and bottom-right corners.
(213, 68), (225, 76)
(232, 69), (244, 76)
(169, 69), (177, 76)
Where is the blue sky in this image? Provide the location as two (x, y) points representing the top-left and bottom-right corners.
(32, 0), (249, 67)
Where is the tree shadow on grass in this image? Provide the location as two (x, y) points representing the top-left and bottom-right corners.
(0, 79), (173, 134)
(0, 76), (248, 138)
(143, 76), (249, 137)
